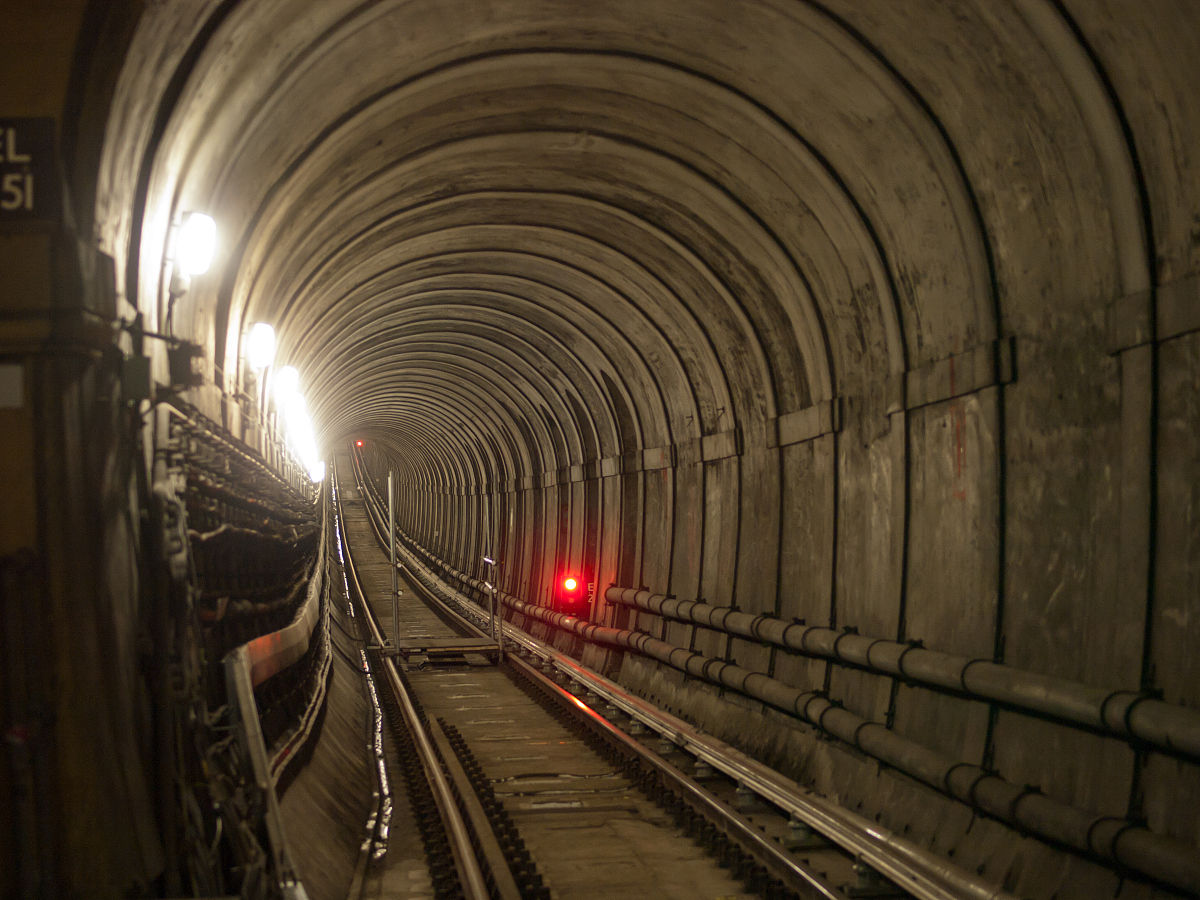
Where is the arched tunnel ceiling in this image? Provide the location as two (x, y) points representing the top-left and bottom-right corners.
(56, 4), (1200, 891)
(103, 0), (1143, 486)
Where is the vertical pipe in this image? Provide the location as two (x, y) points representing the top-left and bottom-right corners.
(389, 469), (397, 643)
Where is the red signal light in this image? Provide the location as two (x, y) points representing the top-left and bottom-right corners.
(556, 573), (587, 616)
(355, 439), (363, 447)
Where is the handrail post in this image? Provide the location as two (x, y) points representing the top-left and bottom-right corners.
(388, 469), (398, 646)
(482, 555), (503, 663)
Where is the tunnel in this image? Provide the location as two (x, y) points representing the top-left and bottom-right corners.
(2, 2), (1199, 898)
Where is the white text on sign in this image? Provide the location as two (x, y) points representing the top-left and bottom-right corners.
(0, 119), (57, 222)
(1, 128), (33, 211)
(0, 128), (32, 163)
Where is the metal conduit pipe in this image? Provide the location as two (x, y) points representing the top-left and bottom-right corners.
(334, 466), (491, 900)
(367, 533), (1012, 900)
(501, 593), (1200, 895)
(348, 467), (1198, 890)
(606, 587), (1200, 762)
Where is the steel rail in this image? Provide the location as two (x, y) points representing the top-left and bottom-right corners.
(514, 608), (1200, 897)
(506, 634), (1012, 900)
(506, 652), (844, 899)
(332, 463), (491, 900)
(348, 458), (832, 895)
(378, 530), (1014, 900)
(346, 447), (1013, 898)
(424, 718), (524, 900)
(350, 451), (495, 645)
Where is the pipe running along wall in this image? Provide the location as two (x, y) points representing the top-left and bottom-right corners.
(351, 441), (1200, 895)
(605, 588), (1200, 762)
(492, 592), (1200, 895)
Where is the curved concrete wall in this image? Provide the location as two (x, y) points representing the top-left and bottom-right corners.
(3, 1), (1199, 896)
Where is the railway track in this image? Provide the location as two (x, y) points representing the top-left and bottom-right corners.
(331, 450), (1007, 900)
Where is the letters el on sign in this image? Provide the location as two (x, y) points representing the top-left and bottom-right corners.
(0, 118), (60, 222)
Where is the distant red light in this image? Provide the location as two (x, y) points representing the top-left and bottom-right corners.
(355, 440), (363, 447)
(563, 577), (578, 592)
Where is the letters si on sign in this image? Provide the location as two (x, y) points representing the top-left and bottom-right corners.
(0, 118), (59, 222)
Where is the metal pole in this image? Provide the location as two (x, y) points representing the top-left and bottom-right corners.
(492, 494), (504, 662)
(483, 555), (503, 663)
(488, 571), (496, 640)
(494, 576), (503, 663)
(484, 496), (495, 641)
(389, 469), (397, 645)
(482, 557), (496, 640)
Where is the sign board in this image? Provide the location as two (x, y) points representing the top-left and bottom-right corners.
(0, 118), (59, 223)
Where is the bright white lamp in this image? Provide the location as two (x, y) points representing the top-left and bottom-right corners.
(176, 212), (217, 276)
(245, 322), (276, 371)
(280, 390), (323, 481)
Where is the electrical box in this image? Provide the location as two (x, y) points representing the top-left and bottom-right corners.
(122, 354), (151, 402)
(168, 342), (205, 389)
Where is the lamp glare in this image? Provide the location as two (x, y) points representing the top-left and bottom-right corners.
(246, 322), (276, 371)
(274, 365), (300, 401)
(176, 212), (217, 276)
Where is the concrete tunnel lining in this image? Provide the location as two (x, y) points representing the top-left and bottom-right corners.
(296, 248), (715, 439)
(147, 0), (1142, 840)
(314, 303), (630, 467)
(299, 274), (668, 446)
(244, 149), (800, 421)
(4, 0), (1200, 897)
